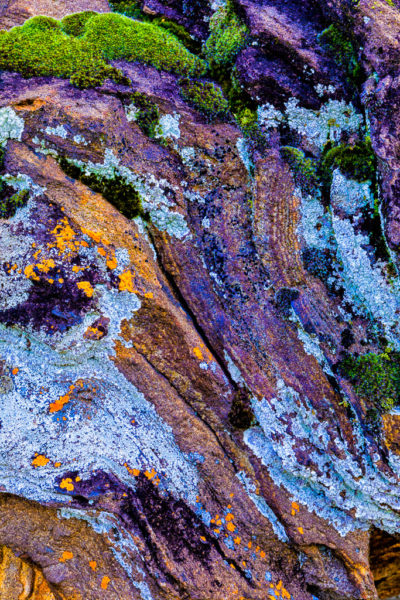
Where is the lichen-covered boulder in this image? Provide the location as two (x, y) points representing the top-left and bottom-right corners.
(0, 0), (400, 599)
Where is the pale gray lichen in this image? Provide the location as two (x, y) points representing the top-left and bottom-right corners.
(125, 103), (140, 123)
(315, 84), (336, 98)
(0, 106), (24, 147)
(296, 187), (334, 250)
(285, 98), (363, 152)
(330, 169), (374, 216)
(236, 137), (253, 175)
(155, 113), (181, 140)
(244, 379), (400, 535)
(2, 173), (46, 198)
(257, 102), (284, 129)
(44, 124), (68, 139)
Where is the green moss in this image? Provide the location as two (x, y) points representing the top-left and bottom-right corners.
(280, 146), (319, 194)
(319, 139), (376, 197)
(204, 2), (248, 74)
(129, 92), (160, 137)
(0, 12), (206, 88)
(83, 13), (207, 76)
(339, 350), (400, 413)
(179, 78), (229, 120)
(109, 0), (144, 19)
(61, 11), (97, 37)
(0, 187), (28, 218)
(58, 156), (147, 220)
(318, 24), (362, 85)
(0, 18), (112, 88)
(152, 17), (201, 54)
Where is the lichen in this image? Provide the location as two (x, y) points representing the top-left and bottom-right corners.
(0, 106), (24, 147)
(280, 146), (318, 195)
(125, 92), (160, 138)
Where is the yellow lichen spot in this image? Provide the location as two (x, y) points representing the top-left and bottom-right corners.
(144, 468), (156, 480)
(77, 281), (94, 298)
(60, 478), (74, 492)
(75, 476), (81, 482)
(234, 536), (241, 545)
(144, 292), (153, 299)
(118, 270), (135, 293)
(260, 550), (266, 559)
(49, 385), (74, 413)
(248, 541), (252, 549)
(81, 228), (101, 244)
(58, 278), (64, 284)
(297, 527), (304, 534)
(48, 278), (54, 284)
(230, 563), (235, 570)
(124, 463), (140, 477)
(24, 264), (40, 281)
(282, 589), (291, 599)
(36, 259), (55, 273)
(193, 346), (204, 360)
(214, 529), (220, 534)
(59, 551), (73, 563)
(54, 462), (61, 468)
(106, 256), (117, 270)
(72, 265), (84, 273)
(101, 576), (110, 590)
(32, 454), (50, 467)
(89, 560), (97, 572)
(50, 219), (76, 255)
(200, 536), (206, 542)
(11, 367), (19, 375)
(227, 522), (236, 532)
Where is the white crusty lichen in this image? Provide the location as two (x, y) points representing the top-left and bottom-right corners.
(125, 103), (140, 123)
(67, 149), (190, 239)
(330, 168), (374, 216)
(2, 173), (46, 198)
(44, 125), (68, 139)
(284, 98), (363, 151)
(244, 378), (400, 536)
(155, 112), (181, 140)
(257, 102), (284, 129)
(0, 106), (24, 147)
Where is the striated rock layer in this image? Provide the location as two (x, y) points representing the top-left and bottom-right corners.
(0, 0), (400, 599)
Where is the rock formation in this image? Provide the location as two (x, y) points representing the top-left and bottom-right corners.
(0, 0), (399, 598)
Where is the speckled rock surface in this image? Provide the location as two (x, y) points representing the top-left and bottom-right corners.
(0, 0), (400, 599)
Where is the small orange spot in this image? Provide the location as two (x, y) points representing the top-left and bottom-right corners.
(193, 347), (204, 360)
(118, 270), (135, 293)
(97, 247), (106, 257)
(200, 536), (206, 542)
(101, 576), (110, 590)
(54, 462), (61, 468)
(89, 560), (97, 571)
(248, 541), (252, 549)
(59, 551), (73, 563)
(60, 478), (74, 492)
(260, 550), (266, 559)
(106, 256), (117, 270)
(32, 454), (50, 467)
(234, 536), (241, 545)
(11, 367), (19, 375)
(144, 468), (156, 480)
(225, 513), (234, 521)
(298, 527), (304, 534)
(214, 529), (220, 534)
(230, 563), (235, 570)
(124, 463), (140, 477)
(227, 522), (236, 532)
(75, 476), (81, 482)
(144, 291), (153, 299)
(229, 493), (234, 498)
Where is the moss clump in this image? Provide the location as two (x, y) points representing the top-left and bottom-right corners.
(339, 350), (400, 413)
(153, 17), (201, 54)
(0, 187), (28, 218)
(129, 92), (160, 137)
(0, 18), (112, 88)
(318, 24), (362, 85)
(21, 15), (61, 31)
(58, 156), (147, 220)
(83, 13), (207, 76)
(179, 78), (229, 119)
(204, 2), (248, 73)
(281, 146), (319, 194)
(61, 11), (97, 37)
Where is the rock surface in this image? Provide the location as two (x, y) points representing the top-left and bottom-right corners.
(0, 0), (400, 599)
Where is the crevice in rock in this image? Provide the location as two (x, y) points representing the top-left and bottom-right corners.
(370, 527), (400, 600)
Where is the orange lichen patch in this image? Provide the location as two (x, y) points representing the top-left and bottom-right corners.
(36, 259), (55, 273)
(234, 536), (241, 545)
(101, 576), (111, 590)
(54, 462), (61, 468)
(200, 536), (206, 542)
(11, 367), (19, 375)
(31, 454), (50, 468)
(144, 468), (156, 480)
(193, 346), (204, 360)
(81, 227), (102, 244)
(260, 550), (266, 559)
(227, 522), (236, 532)
(106, 255), (118, 270)
(59, 551), (73, 563)
(24, 264), (40, 282)
(75, 476), (81, 482)
(291, 501), (300, 517)
(144, 292), (153, 299)
(225, 513), (234, 521)
(50, 219), (77, 255)
(97, 247), (107, 257)
(49, 385), (75, 413)
(77, 281), (94, 298)
(248, 542), (252, 549)
(72, 265), (85, 273)
(84, 325), (104, 340)
(89, 561), (97, 572)
(119, 270), (135, 293)
(124, 463), (140, 477)
(60, 478), (74, 492)
(297, 527), (304, 534)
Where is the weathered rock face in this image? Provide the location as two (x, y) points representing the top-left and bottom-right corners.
(1, 0), (400, 599)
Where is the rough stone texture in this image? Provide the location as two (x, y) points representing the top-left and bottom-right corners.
(0, 0), (400, 599)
